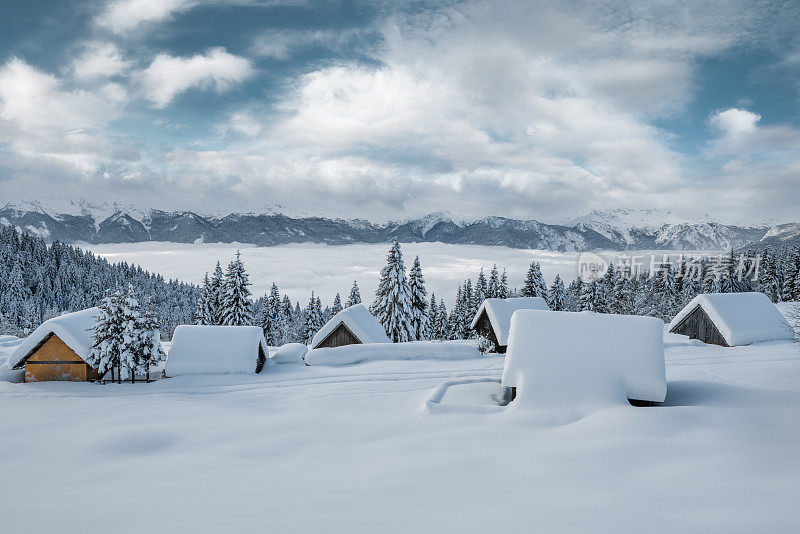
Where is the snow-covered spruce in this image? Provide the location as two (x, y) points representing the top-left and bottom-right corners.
(408, 255), (431, 341)
(221, 251), (253, 326)
(371, 239), (415, 342)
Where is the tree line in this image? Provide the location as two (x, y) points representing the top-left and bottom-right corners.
(0, 226), (197, 338)
(2, 224), (799, 347)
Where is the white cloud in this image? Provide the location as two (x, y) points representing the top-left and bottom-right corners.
(709, 108), (761, 135)
(0, 58), (119, 130)
(70, 42), (132, 80)
(0, 58), (128, 173)
(94, 0), (196, 35)
(139, 48), (254, 108)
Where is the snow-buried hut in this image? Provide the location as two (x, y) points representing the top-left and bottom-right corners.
(668, 292), (794, 347)
(165, 326), (269, 376)
(470, 297), (550, 353)
(311, 304), (390, 349)
(502, 310), (667, 409)
(6, 308), (100, 382)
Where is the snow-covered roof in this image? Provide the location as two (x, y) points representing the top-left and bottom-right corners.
(668, 292), (794, 346)
(311, 304), (390, 348)
(502, 310), (666, 409)
(7, 308), (99, 369)
(469, 297), (550, 345)
(165, 325), (270, 376)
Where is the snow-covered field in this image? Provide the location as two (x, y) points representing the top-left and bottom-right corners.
(1, 333), (799, 533)
(82, 241), (706, 304)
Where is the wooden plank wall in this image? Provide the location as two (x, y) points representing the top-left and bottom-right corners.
(317, 323), (362, 348)
(671, 306), (729, 347)
(25, 335), (91, 382)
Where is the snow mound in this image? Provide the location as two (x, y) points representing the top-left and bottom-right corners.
(502, 310), (666, 415)
(165, 326), (271, 376)
(4, 308), (98, 371)
(469, 297), (550, 346)
(311, 303), (390, 348)
(669, 292), (794, 346)
(305, 341), (480, 366)
(273, 343), (308, 364)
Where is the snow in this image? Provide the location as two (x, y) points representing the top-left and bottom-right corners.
(311, 303), (390, 348)
(305, 340), (480, 366)
(0, 333), (798, 532)
(165, 325), (271, 376)
(2, 308), (99, 372)
(469, 297), (550, 346)
(272, 342), (307, 364)
(502, 310), (667, 413)
(669, 292), (794, 346)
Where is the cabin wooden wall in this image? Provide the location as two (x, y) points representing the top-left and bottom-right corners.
(473, 312), (503, 352)
(670, 306), (729, 347)
(24, 335), (95, 382)
(316, 322), (361, 349)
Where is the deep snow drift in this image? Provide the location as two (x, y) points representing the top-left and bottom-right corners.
(502, 310), (666, 415)
(0, 333), (798, 533)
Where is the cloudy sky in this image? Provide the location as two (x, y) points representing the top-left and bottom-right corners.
(0, 0), (799, 223)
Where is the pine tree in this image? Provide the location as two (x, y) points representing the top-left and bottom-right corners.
(221, 251), (253, 326)
(119, 284), (143, 383)
(331, 293), (343, 316)
(88, 288), (124, 383)
(487, 265), (500, 298)
(547, 274), (566, 311)
(209, 261), (225, 325)
(372, 239), (414, 342)
(435, 298), (448, 340)
(139, 302), (165, 382)
(408, 256), (430, 340)
(499, 269), (509, 298)
(447, 286), (465, 339)
(195, 272), (213, 325)
(3, 262), (31, 325)
(522, 262), (548, 298)
(475, 269), (487, 303)
(303, 292), (324, 343)
(760, 248), (779, 302)
(579, 281), (603, 312)
(346, 280), (362, 307)
(429, 293), (439, 337)
(266, 283), (283, 344)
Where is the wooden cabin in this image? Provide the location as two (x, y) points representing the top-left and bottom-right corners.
(311, 304), (390, 349)
(668, 292), (794, 347)
(470, 297), (550, 353)
(8, 308), (100, 382)
(669, 304), (729, 346)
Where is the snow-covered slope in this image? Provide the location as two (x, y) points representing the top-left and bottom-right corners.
(571, 208), (767, 250)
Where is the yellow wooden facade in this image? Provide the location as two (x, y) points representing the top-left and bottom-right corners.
(24, 335), (99, 382)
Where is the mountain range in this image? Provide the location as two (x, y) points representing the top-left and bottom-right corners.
(0, 200), (796, 252)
